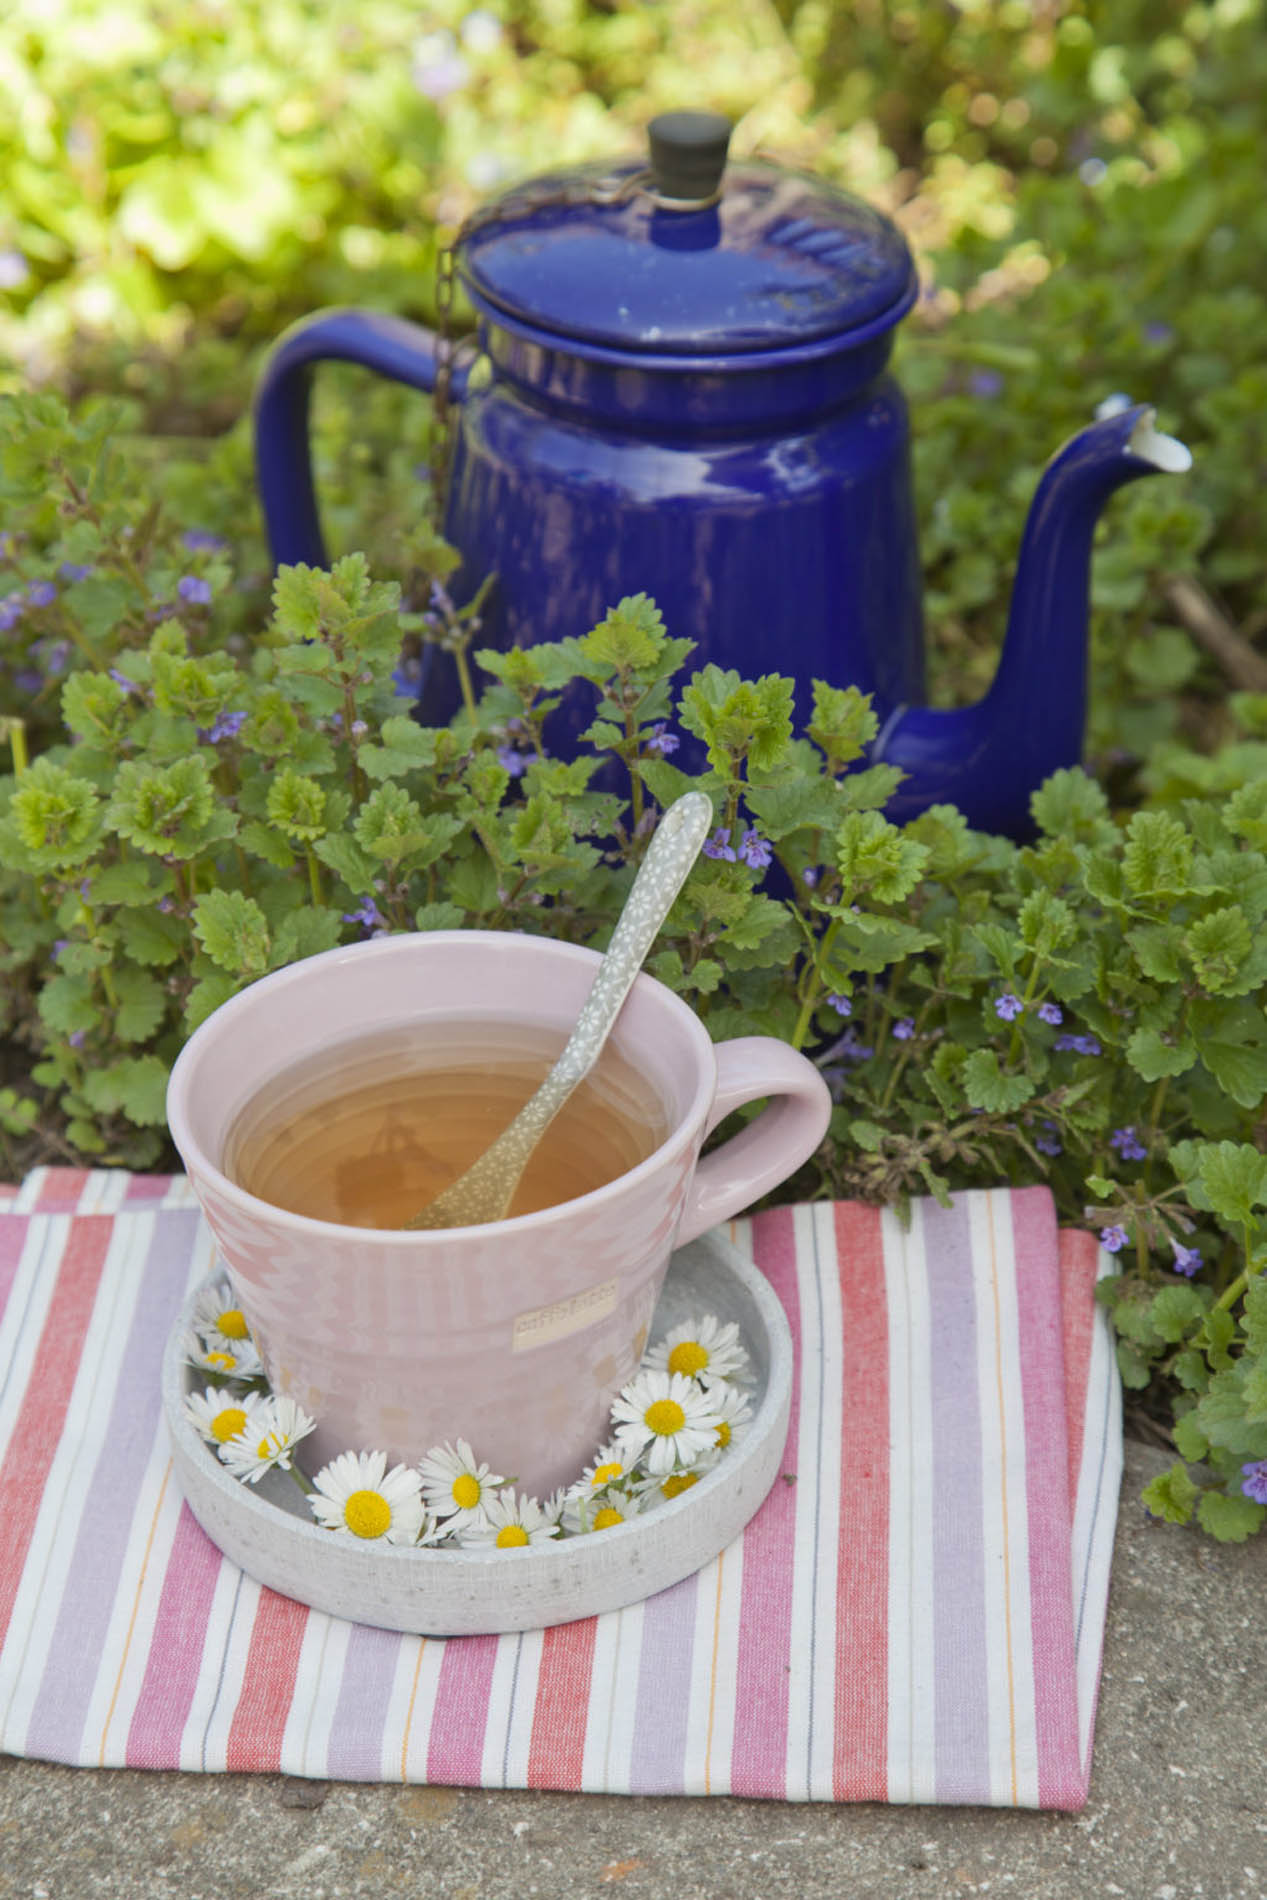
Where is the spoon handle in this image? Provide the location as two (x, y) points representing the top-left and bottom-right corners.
(404, 792), (714, 1229)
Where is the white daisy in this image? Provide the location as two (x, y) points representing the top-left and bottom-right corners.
(457, 1490), (561, 1550)
(418, 1438), (505, 1531)
(565, 1442), (632, 1503)
(609, 1369), (723, 1476)
(183, 1328), (263, 1382)
(184, 1385), (266, 1451)
(634, 1449), (721, 1504)
(309, 1449), (427, 1544)
(192, 1283), (254, 1352)
(562, 1484), (645, 1535)
(706, 1379), (754, 1452)
(643, 1316), (748, 1385)
(219, 1394), (316, 1484)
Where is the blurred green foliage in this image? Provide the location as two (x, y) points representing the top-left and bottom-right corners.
(1, 0), (1265, 770)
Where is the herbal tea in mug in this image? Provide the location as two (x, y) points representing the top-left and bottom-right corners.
(224, 1020), (670, 1229)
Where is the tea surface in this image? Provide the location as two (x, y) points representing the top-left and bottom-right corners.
(226, 1019), (670, 1228)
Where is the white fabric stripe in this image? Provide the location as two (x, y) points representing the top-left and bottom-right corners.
(783, 1201), (827, 1801)
(178, 1555), (249, 1771)
(0, 1217), (68, 1464)
(196, 1573), (269, 1769)
(892, 1200), (937, 1803)
(479, 1627), (543, 1788)
(580, 1599), (644, 1794)
(687, 1530), (744, 1795)
(0, 1214), (155, 1751)
(393, 1636), (446, 1782)
(503, 1626), (546, 1788)
(1072, 1257), (1123, 1771)
(883, 1199), (915, 1800)
(277, 1610), (337, 1775)
(968, 1191), (1037, 1807)
(297, 1615), (354, 1775)
(806, 1202), (845, 1800)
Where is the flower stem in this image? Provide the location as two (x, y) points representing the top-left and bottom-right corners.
(1, 717), (27, 776)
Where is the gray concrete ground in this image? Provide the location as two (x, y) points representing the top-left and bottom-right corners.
(1, 1441), (1263, 1900)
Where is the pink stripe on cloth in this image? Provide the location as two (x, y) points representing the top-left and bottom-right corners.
(728, 1204), (800, 1800)
(1010, 1188), (1083, 1810)
(0, 1177), (1121, 1808)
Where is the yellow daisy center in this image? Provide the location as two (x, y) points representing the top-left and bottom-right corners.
(715, 1420), (732, 1448)
(645, 1398), (686, 1436)
(255, 1436), (274, 1459)
(344, 1490), (392, 1539)
(206, 1351), (236, 1371)
(592, 1461), (623, 1488)
(217, 1308), (249, 1339)
(210, 1406), (247, 1444)
(668, 1341), (709, 1377)
(592, 1506), (624, 1530)
(496, 1524), (529, 1548)
(661, 1472), (699, 1499)
(451, 1472), (481, 1511)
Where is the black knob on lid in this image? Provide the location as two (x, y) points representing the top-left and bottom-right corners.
(647, 111), (732, 203)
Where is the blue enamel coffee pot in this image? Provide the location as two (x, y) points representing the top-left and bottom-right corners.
(254, 112), (1190, 836)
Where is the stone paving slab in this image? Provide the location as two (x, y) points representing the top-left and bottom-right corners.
(1, 1443), (1264, 1900)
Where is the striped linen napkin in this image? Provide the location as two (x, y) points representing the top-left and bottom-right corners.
(0, 1167), (1120, 1808)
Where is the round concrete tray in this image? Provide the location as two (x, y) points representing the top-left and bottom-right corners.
(163, 1226), (792, 1636)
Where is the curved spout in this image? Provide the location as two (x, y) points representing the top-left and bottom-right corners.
(873, 403), (1191, 837)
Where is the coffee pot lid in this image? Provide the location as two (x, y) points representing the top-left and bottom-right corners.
(458, 112), (917, 357)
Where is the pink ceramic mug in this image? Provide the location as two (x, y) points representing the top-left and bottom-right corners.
(166, 931), (831, 1497)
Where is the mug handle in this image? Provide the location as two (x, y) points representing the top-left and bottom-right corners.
(674, 1037), (833, 1247)
(252, 308), (472, 570)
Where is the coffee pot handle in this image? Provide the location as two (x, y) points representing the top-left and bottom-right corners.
(674, 1037), (832, 1248)
(253, 309), (470, 569)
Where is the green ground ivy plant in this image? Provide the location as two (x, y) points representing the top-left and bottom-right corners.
(2, 489), (1267, 1539)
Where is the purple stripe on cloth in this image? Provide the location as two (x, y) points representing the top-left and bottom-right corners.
(628, 1571), (698, 1794)
(921, 1197), (991, 1805)
(23, 1210), (203, 1762)
(326, 1622), (404, 1780)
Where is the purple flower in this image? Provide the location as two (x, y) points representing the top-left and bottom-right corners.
(801, 866), (819, 888)
(1035, 1120), (1063, 1157)
(702, 827), (737, 863)
(52, 938), (69, 960)
(1110, 1125), (1147, 1162)
(1169, 1237), (1202, 1278)
(0, 592), (22, 631)
(181, 530), (228, 553)
(969, 368), (1004, 399)
(644, 723), (680, 756)
(14, 668), (42, 694)
(1143, 321), (1174, 346)
(342, 896), (386, 935)
(177, 575), (212, 606)
(892, 1017), (915, 1040)
(1240, 1460), (1267, 1506)
(67, 1029), (86, 1049)
(1055, 1032), (1101, 1057)
(42, 640), (70, 676)
(826, 992), (852, 1017)
(197, 709), (247, 744)
(26, 580), (56, 607)
(0, 250), (29, 290)
(739, 828), (772, 870)
(156, 895), (175, 914)
(1099, 1224), (1130, 1254)
(412, 31), (470, 98)
(835, 1028), (873, 1064)
(1037, 1001), (1063, 1025)
(994, 992), (1023, 1022)
(108, 668), (141, 695)
(59, 562), (92, 582)
(496, 745), (529, 778)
